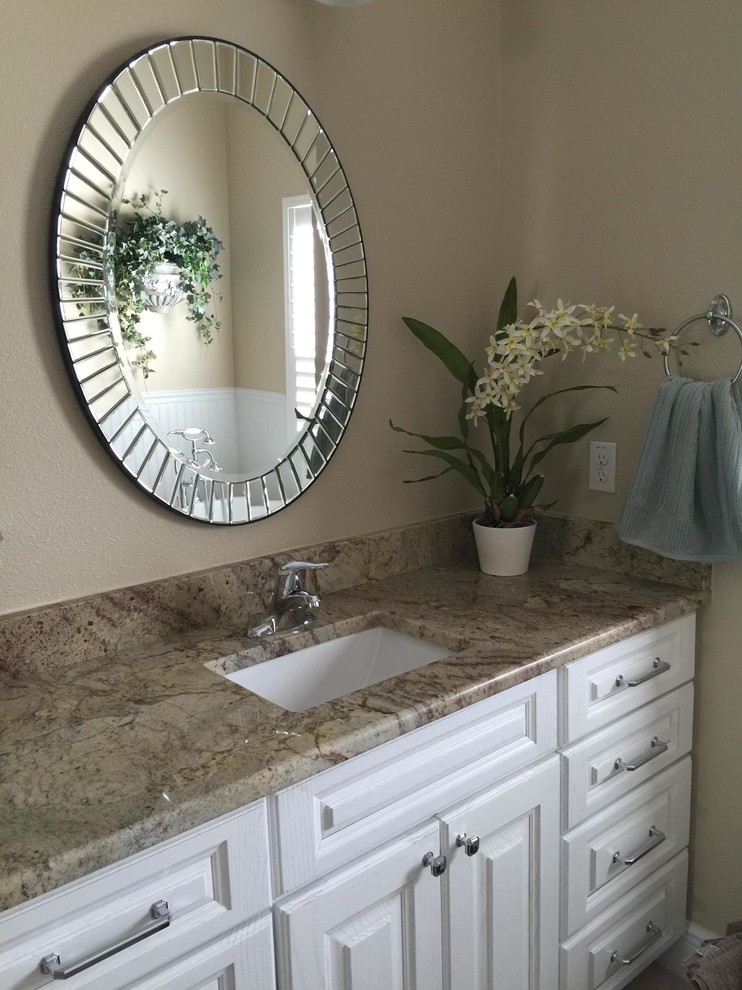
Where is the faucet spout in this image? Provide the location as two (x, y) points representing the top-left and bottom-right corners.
(248, 560), (330, 638)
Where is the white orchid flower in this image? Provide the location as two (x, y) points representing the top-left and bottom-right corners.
(619, 313), (642, 334)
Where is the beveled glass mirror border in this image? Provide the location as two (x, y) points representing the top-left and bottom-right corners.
(51, 37), (367, 524)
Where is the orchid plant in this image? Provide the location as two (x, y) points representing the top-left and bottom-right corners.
(391, 277), (680, 527)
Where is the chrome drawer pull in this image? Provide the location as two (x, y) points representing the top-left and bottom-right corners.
(614, 736), (669, 773)
(456, 833), (480, 857)
(422, 851), (447, 877)
(40, 900), (171, 980)
(612, 825), (666, 867)
(615, 657), (671, 689)
(610, 922), (663, 966)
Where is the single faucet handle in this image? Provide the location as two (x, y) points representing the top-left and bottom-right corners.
(168, 427), (209, 442)
(279, 560), (330, 574)
(274, 560), (330, 601)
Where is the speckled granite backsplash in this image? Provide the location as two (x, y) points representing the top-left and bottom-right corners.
(530, 515), (711, 589)
(0, 513), (709, 680)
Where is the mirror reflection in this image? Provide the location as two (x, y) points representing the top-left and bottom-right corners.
(117, 93), (334, 479)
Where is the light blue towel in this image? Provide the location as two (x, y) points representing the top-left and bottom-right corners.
(616, 375), (742, 563)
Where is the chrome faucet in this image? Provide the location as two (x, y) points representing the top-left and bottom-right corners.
(248, 560), (330, 637)
(167, 428), (221, 472)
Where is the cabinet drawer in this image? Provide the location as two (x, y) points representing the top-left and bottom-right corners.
(562, 758), (691, 937)
(560, 853), (688, 990)
(272, 671), (557, 893)
(561, 682), (693, 829)
(129, 913), (275, 990)
(559, 615), (695, 745)
(0, 800), (270, 990)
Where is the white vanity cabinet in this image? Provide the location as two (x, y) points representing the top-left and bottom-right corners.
(272, 675), (561, 990)
(274, 763), (561, 990)
(270, 672), (557, 894)
(270, 613), (695, 990)
(558, 614), (696, 990)
(0, 612), (697, 990)
(0, 800), (275, 990)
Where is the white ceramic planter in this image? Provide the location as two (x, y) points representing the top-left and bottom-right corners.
(141, 262), (186, 313)
(472, 520), (537, 576)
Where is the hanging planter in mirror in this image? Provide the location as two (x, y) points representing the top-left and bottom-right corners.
(113, 191), (223, 378)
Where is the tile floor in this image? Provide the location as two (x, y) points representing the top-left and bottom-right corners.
(625, 962), (688, 988)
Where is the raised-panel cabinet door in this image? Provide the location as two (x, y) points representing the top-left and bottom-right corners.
(439, 757), (561, 990)
(274, 820), (443, 990)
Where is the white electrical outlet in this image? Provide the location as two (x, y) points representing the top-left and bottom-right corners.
(589, 441), (617, 493)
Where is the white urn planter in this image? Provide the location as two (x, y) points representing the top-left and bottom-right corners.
(141, 262), (186, 313)
(472, 520), (537, 576)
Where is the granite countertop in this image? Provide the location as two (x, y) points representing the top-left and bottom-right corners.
(0, 557), (705, 913)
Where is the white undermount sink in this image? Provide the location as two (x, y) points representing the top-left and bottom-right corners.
(225, 626), (452, 712)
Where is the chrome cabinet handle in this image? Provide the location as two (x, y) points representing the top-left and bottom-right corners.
(611, 922), (663, 966)
(615, 657), (671, 688)
(614, 736), (669, 773)
(422, 851), (447, 877)
(456, 833), (480, 857)
(40, 901), (171, 980)
(612, 825), (666, 867)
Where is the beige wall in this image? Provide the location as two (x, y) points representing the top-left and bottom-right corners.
(500, 0), (742, 933)
(0, 0), (498, 612)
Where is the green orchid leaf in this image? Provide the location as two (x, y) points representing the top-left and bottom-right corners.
(491, 471), (506, 503)
(517, 473), (544, 507)
(389, 420), (467, 450)
(402, 466), (454, 483)
(527, 417), (609, 473)
(508, 447), (525, 492)
(402, 317), (475, 386)
(467, 447), (501, 496)
(486, 404), (511, 476)
(497, 276), (518, 332)
(499, 493), (520, 522)
(534, 499), (558, 512)
(518, 384), (617, 452)
(401, 448), (485, 494)
(458, 378), (472, 440)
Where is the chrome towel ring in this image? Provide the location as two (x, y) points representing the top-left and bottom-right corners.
(663, 294), (742, 383)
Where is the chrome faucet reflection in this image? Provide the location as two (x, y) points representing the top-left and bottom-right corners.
(248, 560), (330, 637)
(168, 428), (222, 509)
(167, 428), (221, 471)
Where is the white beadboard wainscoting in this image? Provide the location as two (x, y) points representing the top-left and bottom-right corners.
(102, 386), (292, 495)
(141, 387), (290, 476)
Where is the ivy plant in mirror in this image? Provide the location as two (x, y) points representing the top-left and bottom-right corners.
(51, 37), (367, 524)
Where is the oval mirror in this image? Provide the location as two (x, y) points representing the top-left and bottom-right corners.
(51, 37), (367, 523)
